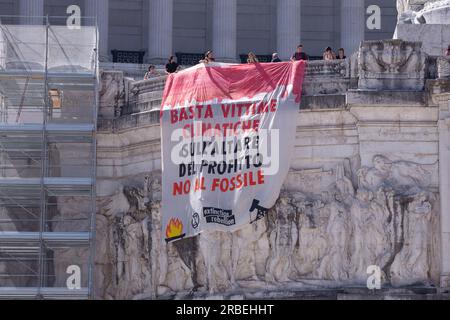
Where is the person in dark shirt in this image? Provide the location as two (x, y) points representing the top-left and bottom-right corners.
(271, 53), (282, 62)
(291, 44), (308, 61)
(337, 48), (347, 60)
(446, 45), (450, 56)
(165, 55), (180, 74)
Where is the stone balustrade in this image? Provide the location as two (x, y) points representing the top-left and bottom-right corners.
(130, 75), (168, 94)
(305, 59), (349, 78)
(98, 41), (450, 134)
(99, 60), (354, 132)
(128, 60), (350, 96)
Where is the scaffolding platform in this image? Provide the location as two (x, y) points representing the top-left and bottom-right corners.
(0, 16), (98, 299)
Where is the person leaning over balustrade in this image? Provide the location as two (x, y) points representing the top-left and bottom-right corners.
(165, 56), (180, 74)
(271, 53), (282, 63)
(291, 44), (309, 61)
(336, 48), (346, 60)
(199, 50), (216, 64)
(323, 47), (336, 61)
(144, 65), (158, 80)
(247, 52), (259, 64)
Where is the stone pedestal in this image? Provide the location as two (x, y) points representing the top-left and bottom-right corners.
(19, 0), (44, 25)
(85, 0), (110, 62)
(212, 0), (237, 62)
(341, 0), (365, 56)
(358, 40), (426, 91)
(148, 0), (174, 64)
(277, 0), (301, 61)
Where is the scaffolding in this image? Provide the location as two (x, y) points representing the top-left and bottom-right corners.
(0, 16), (98, 299)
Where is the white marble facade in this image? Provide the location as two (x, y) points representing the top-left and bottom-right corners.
(89, 39), (450, 299)
(3, 0), (450, 300)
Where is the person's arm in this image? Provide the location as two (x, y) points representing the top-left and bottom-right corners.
(165, 64), (171, 74)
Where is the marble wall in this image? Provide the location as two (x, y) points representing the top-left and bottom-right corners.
(92, 40), (450, 299)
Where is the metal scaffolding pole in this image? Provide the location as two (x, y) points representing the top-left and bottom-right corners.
(0, 15), (98, 300)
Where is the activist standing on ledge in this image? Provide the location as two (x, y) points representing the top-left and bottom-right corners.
(247, 52), (259, 64)
(165, 55), (180, 74)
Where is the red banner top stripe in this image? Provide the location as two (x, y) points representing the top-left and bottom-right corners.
(161, 61), (307, 117)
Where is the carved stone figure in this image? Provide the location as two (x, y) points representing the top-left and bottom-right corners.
(319, 196), (351, 280)
(196, 232), (231, 293)
(390, 192), (433, 286)
(115, 215), (152, 299)
(230, 219), (268, 286)
(265, 196), (298, 283)
(358, 155), (432, 191)
(99, 71), (125, 118)
(92, 151), (439, 299)
(293, 198), (329, 279)
(416, 0), (450, 23)
(163, 243), (195, 293)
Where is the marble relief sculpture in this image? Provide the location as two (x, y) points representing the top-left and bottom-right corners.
(92, 154), (439, 299)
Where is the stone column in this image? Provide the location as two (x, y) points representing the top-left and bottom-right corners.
(19, 0), (44, 25)
(85, 0), (110, 62)
(148, 0), (174, 64)
(341, 0), (365, 56)
(277, 0), (301, 61)
(212, 0), (237, 62)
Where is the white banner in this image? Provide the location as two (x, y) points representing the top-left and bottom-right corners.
(160, 61), (306, 243)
